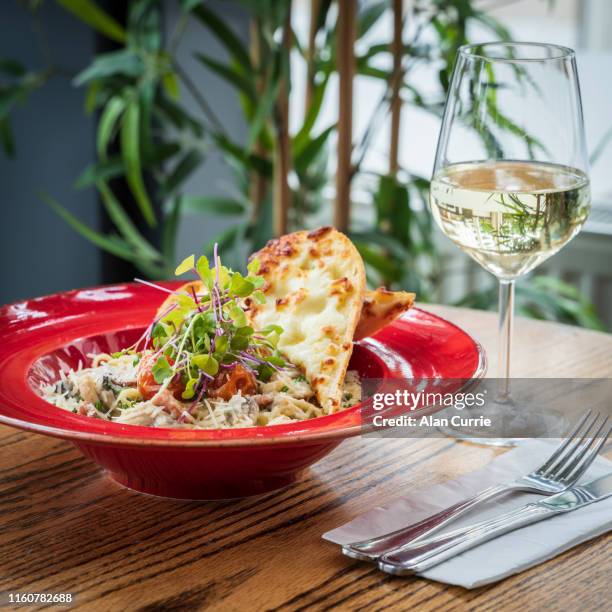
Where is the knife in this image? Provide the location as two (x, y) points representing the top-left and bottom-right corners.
(378, 471), (612, 576)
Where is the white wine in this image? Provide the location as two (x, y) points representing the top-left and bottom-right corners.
(429, 161), (590, 278)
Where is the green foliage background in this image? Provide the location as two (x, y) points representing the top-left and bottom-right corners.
(0, 0), (604, 330)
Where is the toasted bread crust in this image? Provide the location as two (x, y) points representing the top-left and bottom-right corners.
(354, 288), (415, 340)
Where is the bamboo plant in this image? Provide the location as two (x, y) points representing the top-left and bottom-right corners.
(0, 0), (604, 330)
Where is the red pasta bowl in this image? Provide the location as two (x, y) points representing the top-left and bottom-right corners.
(0, 283), (485, 499)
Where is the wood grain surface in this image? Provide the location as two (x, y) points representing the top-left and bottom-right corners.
(1, 306), (611, 611)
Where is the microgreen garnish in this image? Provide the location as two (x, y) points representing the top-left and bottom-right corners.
(151, 355), (173, 383)
(125, 244), (285, 404)
(175, 255), (195, 275)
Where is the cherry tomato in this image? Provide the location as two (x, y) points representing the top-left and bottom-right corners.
(208, 364), (257, 401)
(137, 353), (184, 400)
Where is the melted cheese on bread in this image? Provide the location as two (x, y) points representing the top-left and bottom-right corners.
(246, 227), (366, 413)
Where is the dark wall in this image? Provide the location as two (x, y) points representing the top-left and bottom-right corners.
(0, 2), (99, 304)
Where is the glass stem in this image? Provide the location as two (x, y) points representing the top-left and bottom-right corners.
(497, 279), (515, 402)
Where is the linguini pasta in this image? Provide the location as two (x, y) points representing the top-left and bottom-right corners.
(41, 352), (361, 430)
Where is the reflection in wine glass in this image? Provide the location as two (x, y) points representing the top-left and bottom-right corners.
(430, 43), (590, 444)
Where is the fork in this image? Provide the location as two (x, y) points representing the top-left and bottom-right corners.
(342, 411), (609, 562)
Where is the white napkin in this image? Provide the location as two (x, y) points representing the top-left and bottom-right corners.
(322, 440), (612, 588)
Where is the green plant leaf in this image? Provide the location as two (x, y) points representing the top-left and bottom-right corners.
(182, 196), (245, 216)
(180, 0), (202, 12)
(229, 273), (254, 298)
(161, 71), (180, 100)
(146, 141), (183, 164)
(97, 95), (125, 160)
(192, 353), (219, 376)
(373, 175), (412, 247)
(455, 275), (606, 331)
(293, 124), (334, 172)
(195, 53), (255, 100)
(228, 302), (247, 327)
(196, 255), (211, 281)
(353, 241), (401, 283)
(127, 0), (162, 52)
(314, 0), (333, 31)
(349, 230), (408, 260)
(293, 73), (329, 153)
(590, 123), (612, 166)
(74, 157), (124, 189)
(484, 97), (546, 159)
(0, 117), (15, 157)
(246, 77), (280, 151)
(175, 254), (195, 275)
(356, 63), (391, 80)
(0, 59), (26, 77)
(162, 195), (183, 262)
(84, 80), (100, 114)
(245, 192), (273, 251)
(213, 134), (272, 176)
(192, 4), (252, 73)
(247, 258), (260, 275)
(156, 95), (204, 136)
(76, 143), (181, 190)
(525, 276), (605, 330)
(152, 355), (173, 383)
(160, 150), (203, 197)
(41, 193), (141, 262)
(472, 11), (513, 41)
(0, 86), (27, 119)
(97, 180), (161, 260)
(73, 50), (143, 86)
(182, 377), (198, 399)
(57, 0), (127, 43)
(120, 99), (157, 227)
(252, 290), (265, 304)
(357, 0), (387, 38)
(137, 80), (155, 158)
(262, 324), (283, 336)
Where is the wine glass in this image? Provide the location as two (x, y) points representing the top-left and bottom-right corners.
(430, 42), (590, 444)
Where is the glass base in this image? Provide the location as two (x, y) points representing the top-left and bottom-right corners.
(454, 436), (524, 447)
(438, 394), (565, 446)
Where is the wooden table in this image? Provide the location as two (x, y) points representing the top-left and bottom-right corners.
(1, 306), (611, 611)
